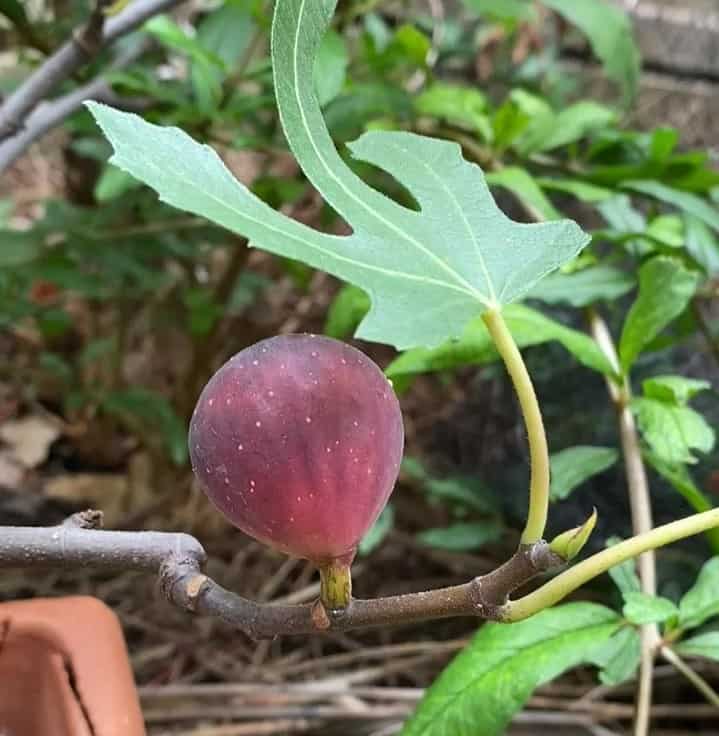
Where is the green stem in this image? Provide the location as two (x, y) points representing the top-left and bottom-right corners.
(483, 309), (550, 544)
(319, 559), (352, 610)
(504, 509), (719, 622)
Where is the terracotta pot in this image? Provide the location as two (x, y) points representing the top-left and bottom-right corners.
(0, 596), (145, 736)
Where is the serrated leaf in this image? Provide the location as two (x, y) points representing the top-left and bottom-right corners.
(623, 592), (679, 625)
(549, 446), (618, 502)
(541, 0), (640, 104)
(401, 603), (621, 736)
(685, 215), (719, 276)
(86, 0), (589, 351)
(618, 257), (699, 373)
(675, 632), (719, 662)
(642, 375), (711, 405)
(528, 266), (634, 308)
(679, 557), (719, 631)
(385, 303), (615, 380)
(594, 625), (641, 685)
(632, 397), (714, 466)
(418, 522), (502, 552)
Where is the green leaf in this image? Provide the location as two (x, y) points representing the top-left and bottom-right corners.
(528, 265), (634, 307)
(537, 178), (614, 203)
(324, 284), (371, 339)
(618, 257), (700, 373)
(86, 0), (589, 351)
(594, 626), (641, 685)
(314, 29), (348, 107)
(359, 504), (394, 555)
(401, 603), (621, 736)
(0, 231), (42, 266)
(0, 0), (28, 26)
(94, 164), (143, 202)
(418, 522), (502, 552)
(462, 0), (534, 22)
(675, 632), (719, 662)
(486, 167), (562, 221)
(606, 538), (641, 595)
(632, 397), (714, 466)
(645, 454), (714, 515)
(679, 557), (719, 630)
(685, 215), (719, 276)
(625, 181), (719, 234)
(642, 375), (711, 405)
(385, 303), (615, 380)
(549, 446), (618, 502)
(414, 82), (492, 140)
(518, 101), (616, 155)
(102, 389), (187, 465)
(541, 0), (640, 104)
(623, 592), (679, 625)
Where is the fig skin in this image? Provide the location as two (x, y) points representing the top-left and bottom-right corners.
(188, 334), (404, 567)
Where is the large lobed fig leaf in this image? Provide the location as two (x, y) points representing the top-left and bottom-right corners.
(87, 0), (589, 351)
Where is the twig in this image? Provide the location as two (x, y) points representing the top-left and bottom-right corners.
(660, 645), (719, 709)
(0, 0), (184, 141)
(0, 43), (151, 173)
(3, 508), (719, 639)
(0, 514), (561, 639)
(588, 309), (659, 736)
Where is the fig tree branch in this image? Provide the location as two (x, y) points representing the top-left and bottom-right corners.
(0, 43), (151, 173)
(0, 511), (563, 639)
(0, 0), (184, 142)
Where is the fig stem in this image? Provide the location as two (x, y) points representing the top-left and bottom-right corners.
(504, 508), (719, 622)
(319, 560), (352, 610)
(482, 308), (549, 545)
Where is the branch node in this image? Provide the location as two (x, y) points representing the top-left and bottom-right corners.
(62, 509), (104, 529)
(159, 555), (208, 613)
(310, 600), (331, 630)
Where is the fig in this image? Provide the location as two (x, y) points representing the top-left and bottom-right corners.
(188, 334), (404, 609)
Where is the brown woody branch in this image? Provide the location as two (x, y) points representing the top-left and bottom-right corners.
(0, 511), (563, 640)
(0, 0), (184, 142)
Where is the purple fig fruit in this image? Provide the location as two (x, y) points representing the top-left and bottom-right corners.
(188, 334), (404, 608)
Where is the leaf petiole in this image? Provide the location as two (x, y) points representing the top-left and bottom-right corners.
(483, 308), (550, 544)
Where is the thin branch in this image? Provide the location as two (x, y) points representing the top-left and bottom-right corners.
(0, 514), (563, 639)
(0, 43), (150, 173)
(660, 646), (719, 709)
(0, 0), (184, 141)
(588, 309), (659, 736)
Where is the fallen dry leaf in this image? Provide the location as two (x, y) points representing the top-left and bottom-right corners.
(0, 415), (61, 468)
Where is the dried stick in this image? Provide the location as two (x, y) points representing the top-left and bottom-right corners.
(0, 0), (183, 141)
